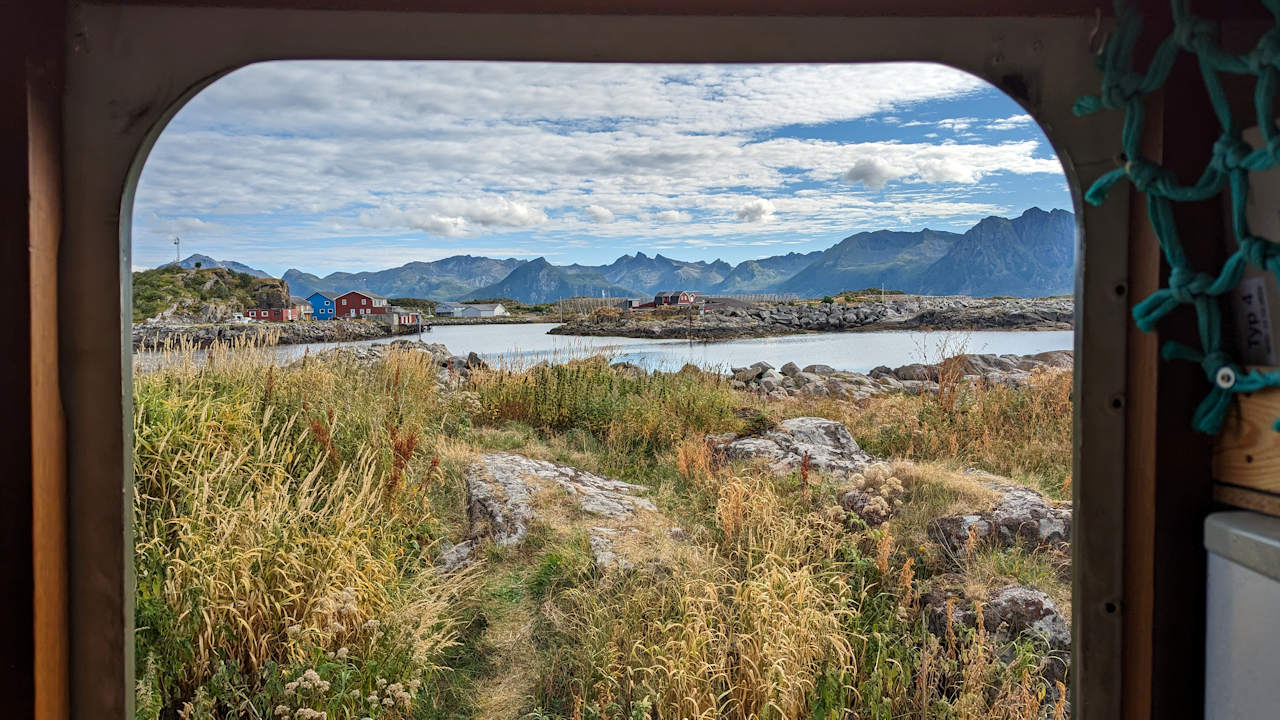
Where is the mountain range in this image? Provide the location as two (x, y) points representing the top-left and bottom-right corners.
(167, 253), (271, 278)
(173, 207), (1075, 304)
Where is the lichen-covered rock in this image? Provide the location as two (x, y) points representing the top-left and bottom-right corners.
(839, 488), (893, 526)
(922, 584), (1071, 652)
(449, 453), (658, 572)
(436, 540), (476, 573)
(714, 417), (873, 476)
(465, 454), (540, 547)
(928, 479), (1071, 554)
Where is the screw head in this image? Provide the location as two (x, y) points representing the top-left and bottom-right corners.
(1216, 366), (1237, 389)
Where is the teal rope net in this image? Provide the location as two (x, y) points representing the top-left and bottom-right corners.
(1076, 0), (1280, 433)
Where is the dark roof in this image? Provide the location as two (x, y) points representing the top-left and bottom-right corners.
(655, 291), (686, 298)
(307, 291), (338, 300)
(339, 289), (386, 300)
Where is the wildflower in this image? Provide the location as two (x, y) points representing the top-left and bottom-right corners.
(376, 678), (387, 689)
(361, 619), (380, 632)
(336, 647), (348, 660)
(286, 624), (302, 637)
(274, 706), (290, 718)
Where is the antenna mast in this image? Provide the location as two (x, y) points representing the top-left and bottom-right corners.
(173, 236), (181, 264)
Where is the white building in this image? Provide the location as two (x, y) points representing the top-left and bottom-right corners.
(436, 302), (508, 318)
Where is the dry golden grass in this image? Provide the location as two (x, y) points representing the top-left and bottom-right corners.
(135, 343), (1074, 720)
(795, 368), (1073, 498)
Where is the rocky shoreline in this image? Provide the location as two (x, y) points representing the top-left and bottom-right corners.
(550, 296), (1073, 340)
(317, 339), (1072, 405)
(723, 350), (1073, 401)
(131, 318), (420, 349)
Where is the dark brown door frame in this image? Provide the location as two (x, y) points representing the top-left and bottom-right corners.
(53, 3), (1133, 719)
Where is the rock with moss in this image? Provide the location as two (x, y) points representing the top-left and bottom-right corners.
(713, 417), (874, 476)
(928, 476), (1072, 554)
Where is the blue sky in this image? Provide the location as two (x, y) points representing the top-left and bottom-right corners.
(132, 61), (1072, 277)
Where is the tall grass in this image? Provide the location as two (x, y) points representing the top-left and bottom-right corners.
(133, 345), (473, 719)
(468, 357), (750, 462)
(134, 344), (1073, 719)
(532, 460), (1065, 720)
(808, 369), (1074, 498)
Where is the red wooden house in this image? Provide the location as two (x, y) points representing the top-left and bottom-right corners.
(335, 290), (388, 317)
(246, 307), (300, 322)
(654, 290), (696, 306)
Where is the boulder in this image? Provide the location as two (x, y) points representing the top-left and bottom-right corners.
(840, 488), (893, 526)
(454, 453), (658, 572)
(436, 540), (476, 573)
(466, 351), (490, 370)
(714, 417), (873, 476)
(922, 584), (1070, 652)
(928, 479), (1071, 554)
(780, 362), (801, 377)
(892, 363), (936, 382)
(803, 364), (837, 376)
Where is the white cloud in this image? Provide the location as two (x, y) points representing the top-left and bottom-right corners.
(584, 204), (615, 223)
(987, 114), (1034, 131)
(935, 117), (979, 132)
(129, 60), (1068, 271)
(736, 198), (776, 222)
(842, 157), (908, 190)
(654, 210), (691, 222)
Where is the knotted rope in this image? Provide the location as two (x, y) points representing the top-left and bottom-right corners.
(1077, 0), (1280, 433)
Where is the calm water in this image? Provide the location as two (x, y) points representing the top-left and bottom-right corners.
(261, 323), (1073, 374)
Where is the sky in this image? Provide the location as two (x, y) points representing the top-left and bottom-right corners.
(132, 61), (1073, 277)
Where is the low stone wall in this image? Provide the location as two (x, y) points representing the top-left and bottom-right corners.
(551, 296), (1073, 340)
(131, 318), (414, 349)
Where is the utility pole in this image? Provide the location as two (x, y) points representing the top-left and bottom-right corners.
(173, 236), (181, 264)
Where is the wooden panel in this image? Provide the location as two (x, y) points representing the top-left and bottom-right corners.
(1215, 385), (1280, 495)
(104, 0), (1105, 18)
(1213, 483), (1280, 518)
(29, 41), (69, 720)
(1123, 88), (1163, 720)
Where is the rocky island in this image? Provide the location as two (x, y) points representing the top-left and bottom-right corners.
(550, 295), (1073, 340)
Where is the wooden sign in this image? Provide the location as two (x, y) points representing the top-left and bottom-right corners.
(1214, 385), (1280, 517)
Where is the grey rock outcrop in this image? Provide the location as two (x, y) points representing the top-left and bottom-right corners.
(713, 417), (873, 476)
(442, 453), (656, 572)
(928, 477), (1071, 554)
(730, 351), (1072, 402)
(923, 584), (1070, 652)
(551, 296), (1073, 340)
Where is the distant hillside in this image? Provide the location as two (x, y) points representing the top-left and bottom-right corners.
(167, 253), (270, 278)
(777, 229), (960, 298)
(590, 252), (733, 295)
(919, 207), (1076, 297)
(713, 251), (824, 294)
(777, 207), (1075, 298)
(283, 255), (526, 300)
(187, 208), (1075, 304)
(464, 257), (639, 304)
(133, 266), (290, 322)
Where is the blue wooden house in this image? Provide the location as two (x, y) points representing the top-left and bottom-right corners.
(307, 291), (338, 320)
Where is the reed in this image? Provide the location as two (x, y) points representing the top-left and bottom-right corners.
(133, 342), (470, 719)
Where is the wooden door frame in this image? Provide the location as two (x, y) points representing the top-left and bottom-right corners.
(55, 2), (1130, 718)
